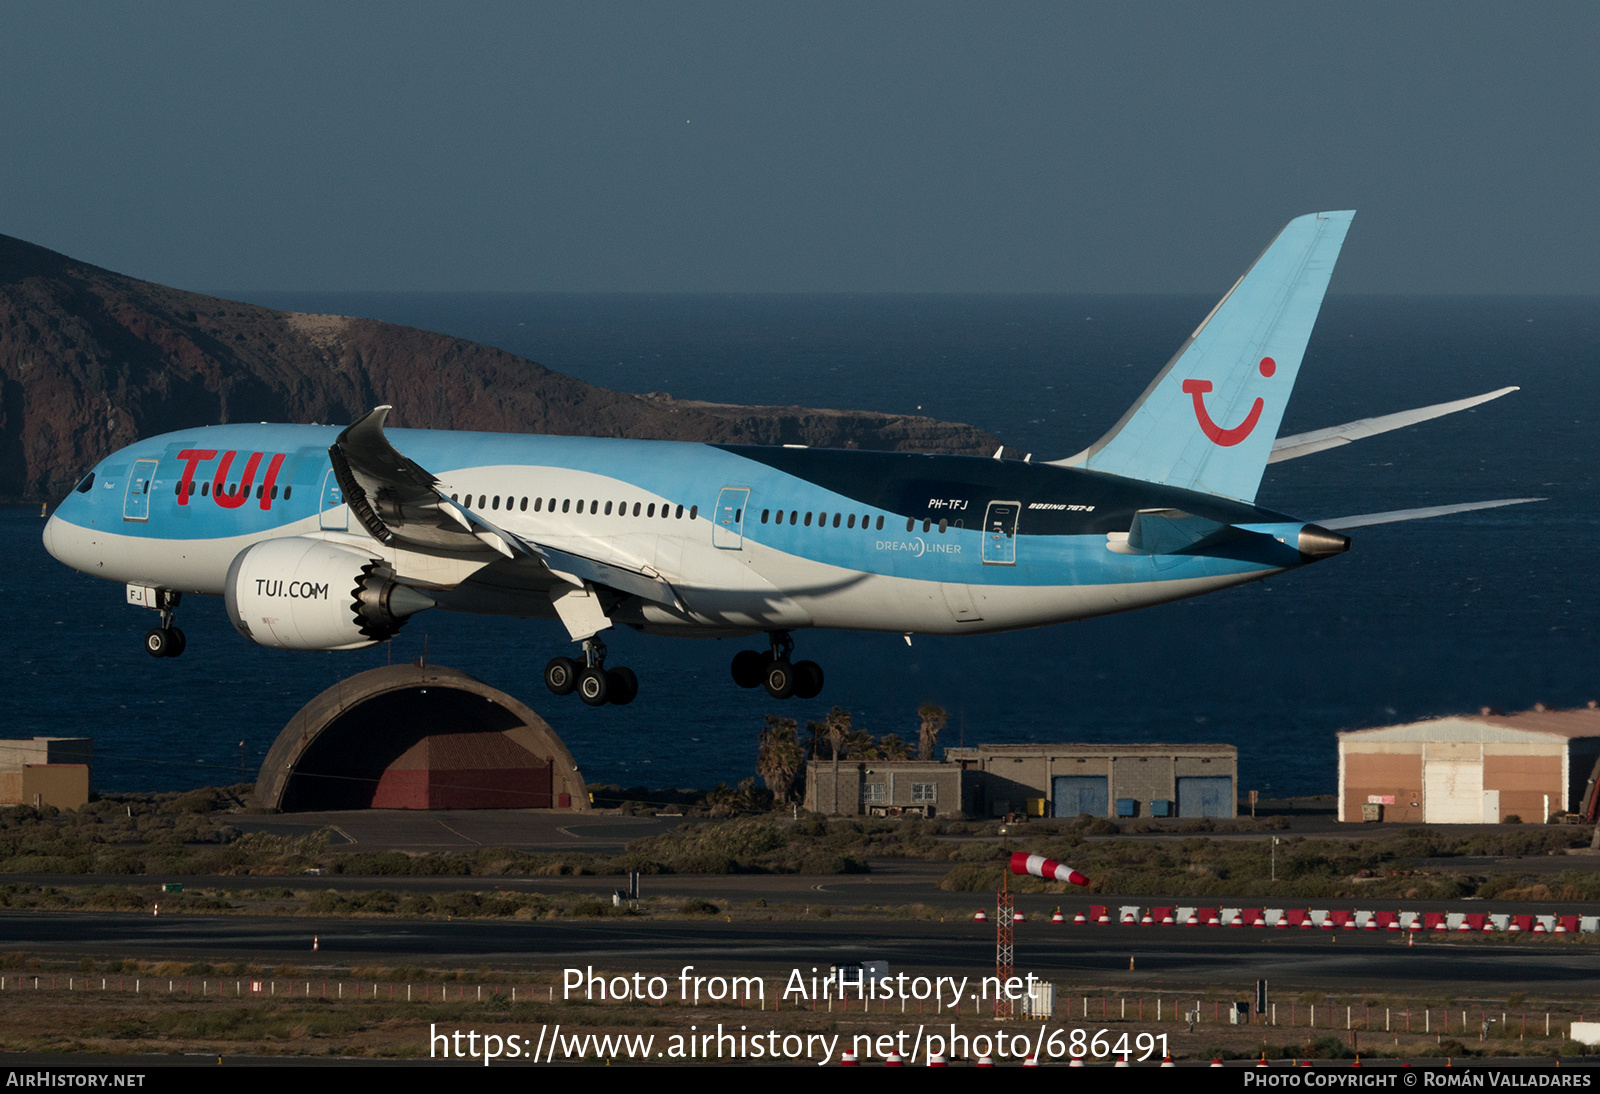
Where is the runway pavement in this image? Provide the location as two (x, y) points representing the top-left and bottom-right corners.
(2, 908), (1596, 996)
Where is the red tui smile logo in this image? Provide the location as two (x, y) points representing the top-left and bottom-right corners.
(1181, 356), (1275, 446)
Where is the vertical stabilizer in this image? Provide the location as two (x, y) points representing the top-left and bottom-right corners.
(1056, 210), (1354, 502)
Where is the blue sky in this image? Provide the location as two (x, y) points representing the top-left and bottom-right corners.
(3, 2), (1597, 294)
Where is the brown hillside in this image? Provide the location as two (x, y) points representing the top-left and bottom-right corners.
(0, 234), (1000, 501)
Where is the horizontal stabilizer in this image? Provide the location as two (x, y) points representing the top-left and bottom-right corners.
(1316, 497), (1543, 531)
(1128, 509), (1228, 554)
(1269, 387), (1519, 463)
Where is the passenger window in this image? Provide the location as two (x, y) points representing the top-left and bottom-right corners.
(604, 501), (613, 515)
(283, 486), (292, 500)
(905, 517), (913, 532)
(534, 497), (542, 512)
(633, 502), (641, 517)
(847, 514), (855, 528)
(562, 499), (571, 513)
(174, 482), (182, 496)
(479, 495), (487, 509)
(271, 485), (279, 500)
(690, 505), (698, 520)
(939, 519), (947, 533)
(922, 519), (931, 533)
(832, 513), (841, 528)
(675, 505), (684, 519)
(648, 503), (656, 517)
(201, 482), (209, 496)
(761, 509), (770, 523)
(493, 496), (501, 510)
(804, 512), (812, 526)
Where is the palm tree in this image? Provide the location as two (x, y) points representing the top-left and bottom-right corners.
(917, 702), (948, 761)
(825, 707), (853, 815)
(876, 732), (912, 761)
(756, 715), (803, 804)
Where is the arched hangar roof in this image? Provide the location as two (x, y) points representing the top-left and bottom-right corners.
(254, 664), (589, 812)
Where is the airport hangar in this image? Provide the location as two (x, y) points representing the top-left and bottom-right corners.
(1338, 703), (1600, 824)
(252, 664), (589, 813)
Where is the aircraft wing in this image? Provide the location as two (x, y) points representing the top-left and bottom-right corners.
(1268, 387), (1519, 463)
(331, 405), (499, 555)
(330, 407), (682, 608)
(1315, 497), (1543, 531)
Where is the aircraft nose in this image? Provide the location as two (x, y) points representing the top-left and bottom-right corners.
(42, 512), (61, 561)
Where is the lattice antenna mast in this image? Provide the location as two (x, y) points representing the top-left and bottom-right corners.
(995, 849), (1014, 1018)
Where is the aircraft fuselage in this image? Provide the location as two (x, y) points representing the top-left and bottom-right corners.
(44, 423), (1318, 639)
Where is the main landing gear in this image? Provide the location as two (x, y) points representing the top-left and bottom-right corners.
(544, 635), (637, 707)
(731, 632), (823, 700)
(143, 590), (186, 659)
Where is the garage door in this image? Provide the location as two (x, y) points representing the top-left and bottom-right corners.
(1423, 761), (1483, 824)
(1053, 775), (1109, 818)
(1177, 776), (1233, 818)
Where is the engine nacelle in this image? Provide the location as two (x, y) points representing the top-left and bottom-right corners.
(224, 537), (434, 651)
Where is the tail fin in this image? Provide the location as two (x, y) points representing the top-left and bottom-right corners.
(1056, 210), (1355, 502)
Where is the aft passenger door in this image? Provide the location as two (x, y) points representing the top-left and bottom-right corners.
(712, 487), (750, 550)
(981, 500), (1019, 565)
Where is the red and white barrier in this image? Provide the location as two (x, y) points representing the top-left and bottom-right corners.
(1054, 904), (1592, 935)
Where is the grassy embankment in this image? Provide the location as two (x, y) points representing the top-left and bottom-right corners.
(1, 789), (1597, 919)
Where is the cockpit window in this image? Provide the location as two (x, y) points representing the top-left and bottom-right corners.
(74, 472), (95, 494)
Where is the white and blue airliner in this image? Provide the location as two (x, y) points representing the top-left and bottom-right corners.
(43, 211), (1533, 707)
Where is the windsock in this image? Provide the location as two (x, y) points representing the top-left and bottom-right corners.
(1009, 852), (1088, 886)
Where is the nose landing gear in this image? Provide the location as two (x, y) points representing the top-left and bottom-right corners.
(139, 589), (186, 658)
(545, 636), (637, 706)
(731, 632), (822, 700)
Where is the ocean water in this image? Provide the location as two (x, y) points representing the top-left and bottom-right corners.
(5, 293), (1595, 798)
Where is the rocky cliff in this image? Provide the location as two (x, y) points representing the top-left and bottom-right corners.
(0, 234), (1000, 501)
